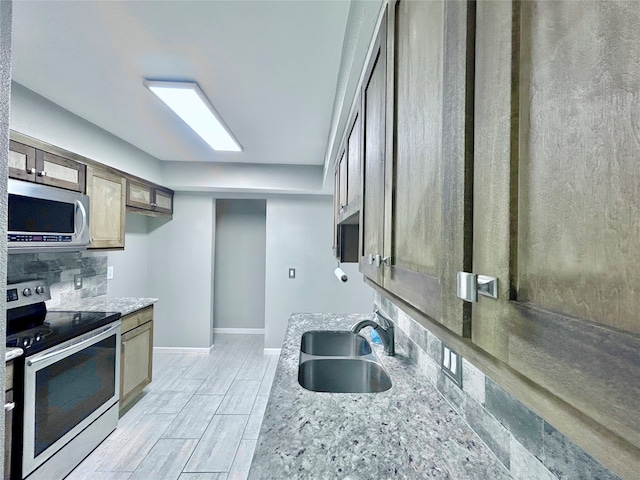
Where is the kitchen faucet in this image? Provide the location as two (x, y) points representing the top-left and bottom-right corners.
(351, 309), (395, 356)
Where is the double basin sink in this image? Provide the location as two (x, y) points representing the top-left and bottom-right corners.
(297, 330), (392, 393)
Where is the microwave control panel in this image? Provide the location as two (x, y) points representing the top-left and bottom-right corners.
(8, 234), (73, 242)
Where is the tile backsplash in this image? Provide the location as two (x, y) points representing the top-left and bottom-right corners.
(373, 292), (620, 480)
(8, 251), (108, 306)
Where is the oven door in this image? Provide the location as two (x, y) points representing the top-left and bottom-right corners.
(22, 322), (121, 477)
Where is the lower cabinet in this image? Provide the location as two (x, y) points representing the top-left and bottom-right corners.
(120, 306), (154, 411)
(4, 360), (14, 480)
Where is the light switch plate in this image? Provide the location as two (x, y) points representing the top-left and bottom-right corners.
(288, 268), (296, 279)
(107, 266), (114, 280)
(74, 274), (83, 290)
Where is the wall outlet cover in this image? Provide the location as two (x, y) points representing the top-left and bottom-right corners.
(107, 266), (114, 280)
(74, 274), (83, 290)
(441, 343), (462, 387)
(288, 268), (296, 279)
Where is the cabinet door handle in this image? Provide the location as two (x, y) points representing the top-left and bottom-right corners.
(456, 272), (498, 303)
(150, 203), (157, 207)
(4, 402), (15, 412)
(27, 167), (37, 174)
(37, 170), (47, 177)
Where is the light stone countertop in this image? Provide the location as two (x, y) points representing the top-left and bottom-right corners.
(48, 296), (158, 317)
(6, 347), (23, 362)
(248, 313), (511, 480)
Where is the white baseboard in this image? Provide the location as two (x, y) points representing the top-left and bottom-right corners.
(213, 328), (265, 335)
(263, 348), (281, 356)
(153, 346), (214, 355)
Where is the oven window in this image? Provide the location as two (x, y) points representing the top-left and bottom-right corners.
(33, 336), (116, 457)
(8, 195), (75, 233)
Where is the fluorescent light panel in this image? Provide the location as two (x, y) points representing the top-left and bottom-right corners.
(144, 80), (242, 152)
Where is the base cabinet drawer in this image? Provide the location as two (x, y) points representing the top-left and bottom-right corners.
(119, 311), (153, 411)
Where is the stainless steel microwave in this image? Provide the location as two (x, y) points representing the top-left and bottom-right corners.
(8, 178), (90, 253)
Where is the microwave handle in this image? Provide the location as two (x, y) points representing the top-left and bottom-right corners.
(76, 199), (88, 238)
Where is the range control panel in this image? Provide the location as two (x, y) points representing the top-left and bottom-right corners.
(6, 280), (51, 309)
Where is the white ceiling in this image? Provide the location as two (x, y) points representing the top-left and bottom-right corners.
(10, 0), (352, 167)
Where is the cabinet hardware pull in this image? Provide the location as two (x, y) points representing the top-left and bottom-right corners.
(4, 402), (15, 412)
(27, 167), (37, 174)
(37, 170), (47, 177)
(456, 272), (498, 303)
(382, 256), (390, 266)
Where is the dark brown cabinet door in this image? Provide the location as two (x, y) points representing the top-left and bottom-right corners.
(8, 140), (36, 182)
(338, 149), (348, 215)
(359, 10), (387, 286)
(473, 2), (640, 473)
(152, 187), (173, 215)
(127, 180), (173, 216)
(382, 0), (474, 337)
(35, 150), (86, 192)
(346, 112), (361, 212)
(333, 168), (340, 259)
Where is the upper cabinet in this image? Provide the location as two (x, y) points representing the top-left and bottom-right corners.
(126, 180), (174, 217)
(357, 1), (474, 337)
(359, 9), (387, 286)
(9, 140), (86, 192)
(385, 0), (473, 337)
(336, 1), (640, 473)
(86, 165), (127, 249)
(8, 141), (36, 182)
(336, 108), (362, 223)
(9, 131), (174, 250)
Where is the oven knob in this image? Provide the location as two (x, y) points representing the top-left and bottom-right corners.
(22, 337), (32, 348)
(22, 288), (33, 297)
(36, 285), (46, 295)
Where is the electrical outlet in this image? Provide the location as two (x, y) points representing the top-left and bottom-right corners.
(74, 274), (83, 290)
(107, 266), (114, 280)
(442, 343), (462, 387)
(288, 268), (296, 279)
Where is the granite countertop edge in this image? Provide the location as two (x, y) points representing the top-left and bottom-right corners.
(248, 312), (510, 480)
(6, 347), (24, 362)
(48, 296), (158, 317)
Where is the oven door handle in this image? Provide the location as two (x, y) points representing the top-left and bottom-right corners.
(26, 323), (120, 367)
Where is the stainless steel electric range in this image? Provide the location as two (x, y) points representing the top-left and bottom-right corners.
(6, 280), (122, 480)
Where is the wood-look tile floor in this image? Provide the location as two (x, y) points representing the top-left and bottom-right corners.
(66, 334), (277, 480)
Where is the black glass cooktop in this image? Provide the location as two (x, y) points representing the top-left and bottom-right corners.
(6, 309), (121, 355)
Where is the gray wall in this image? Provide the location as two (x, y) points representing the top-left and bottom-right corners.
(148, 194), (215, 349)
(9, 83), (163, 184)
(264, 196), (373, 348)
(214, 200), (266, 330)
(107, 213), (150, 298)
(0, 0), (12, 465)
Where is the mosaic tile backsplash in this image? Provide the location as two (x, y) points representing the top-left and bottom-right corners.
(7, 251), (108, 307)
(373, 291), (620, 480)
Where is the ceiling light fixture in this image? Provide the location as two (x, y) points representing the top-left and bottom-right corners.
(143, 80), (242, 152)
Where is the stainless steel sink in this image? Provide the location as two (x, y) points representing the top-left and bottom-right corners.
(300, 330), (372, 356)
(298, 358), (392, 393)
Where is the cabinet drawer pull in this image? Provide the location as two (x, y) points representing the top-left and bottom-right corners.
(4, 402), (15, 412)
